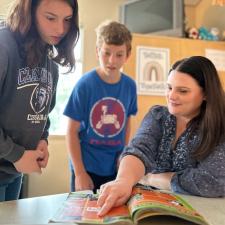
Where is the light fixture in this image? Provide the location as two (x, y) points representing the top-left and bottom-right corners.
(212, 0), (225, 6)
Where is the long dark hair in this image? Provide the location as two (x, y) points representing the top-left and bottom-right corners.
(171, 56), (225, 160)
(7, 0), (79, 71)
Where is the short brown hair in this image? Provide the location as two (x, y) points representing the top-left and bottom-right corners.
(95, 20), (132, 56)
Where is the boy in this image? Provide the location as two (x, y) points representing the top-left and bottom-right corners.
(64, 20), (137, 192)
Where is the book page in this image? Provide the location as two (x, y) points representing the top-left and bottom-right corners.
(128, 186), (209, 225)
(50, 192), (132, 224)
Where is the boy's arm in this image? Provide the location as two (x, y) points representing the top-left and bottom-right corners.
(66, 118), (94, 191)
(125, 117), (131, 145)
(116, 117), (131, 169)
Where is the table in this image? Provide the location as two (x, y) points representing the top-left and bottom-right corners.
(0, 192), (224, 224)
(0, 193), (67, 224)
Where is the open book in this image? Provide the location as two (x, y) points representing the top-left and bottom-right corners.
(49, 185), (209, 225)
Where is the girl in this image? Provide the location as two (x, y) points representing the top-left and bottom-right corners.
(0, 0), (79, 201)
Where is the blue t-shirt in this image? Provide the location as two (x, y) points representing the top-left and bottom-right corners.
(64, 69), (137, 176)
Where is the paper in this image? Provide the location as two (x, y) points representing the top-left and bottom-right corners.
(205, 49), (225, 72)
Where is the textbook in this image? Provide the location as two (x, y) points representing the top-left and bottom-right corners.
(49, 185), (209, 225)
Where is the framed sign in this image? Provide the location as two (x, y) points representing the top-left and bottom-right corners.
(136, 46), (170, 96)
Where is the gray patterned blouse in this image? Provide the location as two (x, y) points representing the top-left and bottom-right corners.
(122, 105), (225, 197)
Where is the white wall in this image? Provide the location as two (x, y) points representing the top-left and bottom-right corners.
(78, 0), (126, 72)
(27, 136), (70, 197)
(0, 0), (14, 17)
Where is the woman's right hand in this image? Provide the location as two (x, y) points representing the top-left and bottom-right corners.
(75, 172), (94, 191)
(97, 178), (133, 216)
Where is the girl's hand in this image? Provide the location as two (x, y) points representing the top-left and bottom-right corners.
(13, 150), (44, 174)
(36, 140), (49, 168)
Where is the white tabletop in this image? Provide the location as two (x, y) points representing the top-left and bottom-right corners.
(0, 192), (224, 225)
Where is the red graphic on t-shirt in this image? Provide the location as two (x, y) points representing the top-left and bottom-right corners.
(90, 97), (125, 137)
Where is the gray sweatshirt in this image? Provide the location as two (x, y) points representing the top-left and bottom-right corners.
(0, 28), (58, 182)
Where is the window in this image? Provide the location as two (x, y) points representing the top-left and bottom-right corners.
(0, 16), (6, 27)
(49, 29), (83, 135)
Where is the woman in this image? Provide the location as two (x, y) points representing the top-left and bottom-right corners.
(97, 56), (225, 216)
(0, 0), (79, 201)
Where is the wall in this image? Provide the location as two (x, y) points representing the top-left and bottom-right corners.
(196, 0), (225, 30)
(185, 0), (225, 39)
(78, 0), (126, 72)
(27, 136), (70, 197)
(123, 35), (225, 136)
(0, 0), (14, 17)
